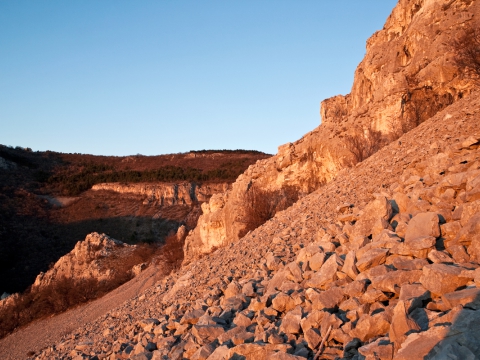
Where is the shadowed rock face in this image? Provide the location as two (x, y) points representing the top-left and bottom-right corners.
(184, 0), (480, 263)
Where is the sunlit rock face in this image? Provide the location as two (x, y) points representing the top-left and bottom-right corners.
(92, 182), (229, 206)
(32, 232), (136, 290)
(183, 0), (479, 263)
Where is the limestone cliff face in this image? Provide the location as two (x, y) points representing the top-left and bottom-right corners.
(91, 182), (229, 206)
(183, 0), (479, 263)
(32, 233), (136, 290)
(321, 0), (478, 132)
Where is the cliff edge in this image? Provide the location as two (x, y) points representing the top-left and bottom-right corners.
(183, 0), (479, 263)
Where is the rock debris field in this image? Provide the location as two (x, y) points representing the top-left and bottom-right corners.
(0, 89), (469, 360)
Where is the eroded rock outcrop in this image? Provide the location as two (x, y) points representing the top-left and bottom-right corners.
(33, 232), (137, 290)
(92, 182), (229, 206)
(31, 91), (480, 360)
(184, 0), (480, 262)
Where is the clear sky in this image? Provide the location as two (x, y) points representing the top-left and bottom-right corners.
(0, 1), (397, 156)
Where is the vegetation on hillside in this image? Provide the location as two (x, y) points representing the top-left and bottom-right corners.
(0, 238), (186, 339)
(239, 183), (300, 238)
(48, 160), (255, 196)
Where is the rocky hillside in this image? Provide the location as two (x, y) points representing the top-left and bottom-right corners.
(183, 0), (479, 262)
(22, 88), (480, 360)
(1, 0), (480, 359)
(32, 233), (138, 290)
(0, 147), (267, 294)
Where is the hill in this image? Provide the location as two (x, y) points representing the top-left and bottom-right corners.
(1, 0), (480, 359)
(0, 147), (269, 294)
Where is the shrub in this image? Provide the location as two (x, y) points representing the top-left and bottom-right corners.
(343, 126), (388, 166)
(451, 28), (480, 83)
(240, 183), (299, 237)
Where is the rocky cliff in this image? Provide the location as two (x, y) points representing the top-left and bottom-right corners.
(32, 232), (138, 290)
(92, 182), (230, 206)
(183, 0), (480, 263)
(28, 90), (480, 360)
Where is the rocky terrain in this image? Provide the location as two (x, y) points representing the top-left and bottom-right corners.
(11, 87), (478, 360)
(1, 0), (480, 359)
(183, 0), (479, 261)
(0, 148), (267, 294)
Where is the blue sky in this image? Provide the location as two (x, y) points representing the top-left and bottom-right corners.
(0, 1), (397, 156)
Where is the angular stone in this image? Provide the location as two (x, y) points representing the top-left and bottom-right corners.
(358, 337), (393, 360)
(224, 281), (242, 298)
(455, 215), (480, 246)
(339, 297), (361, 312)
(249, 298), (267, 312)
(342, 250), (358, 280)
(389, 300), (421, 348)
(242, 282), (256, 297)
(356, 248), (389, 272)
(266, 270), (288, 294)
(192, 325), (225, 345)
(404, 212), (440, 242)
(343, 279), (368, 298)
(446, 244), (470, 263)
(405, 236), (436, 251)
(285, 262), (303, 283)
(296, 245), (322, 264)
(427, 249), (453, 264)
(218, 326), (248, 344)
(272, 293), (296, 313)
(191, 340), (218, 360)
(460, 200), (480, 226)
(399, 284), (430, 302)
(388, 257), (428, 271)
(221, 296), (246, 312)
(354, 196), (393, 237)
(266, 253), (283, 271)
(395, 324), (450, 360)
(441, 287), (480, 309)
(441, 221), (462, 242)
(269, 352), (306, 360)
(308, 252), (326, 271)
(234, 313), (252, 327)
(305, 254), (343, 289)
(372, 218), (394, 238)
(279, 307), (302, 334)
(206, 345), (230, 360)
(311, 286), (345, 310)
(350, 312), (390, 342)
(420, 309), (480, 358)
(360, 288), (389, 304)
(420, 264), (473, 295)
(181, 309), (206, 325)
(304, 328), (322, 350)
(231, 331), (255, 346)
(466, 173), (480, 201)
(227, 343), (293, 360)
(300, 310), (326, 333)
(371, 270), (422, 293)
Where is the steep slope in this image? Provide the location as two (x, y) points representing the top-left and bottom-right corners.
(0, 147), (267, 294)
(22, 89), (480, 360)
(183, 0), (479, 262)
